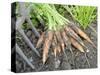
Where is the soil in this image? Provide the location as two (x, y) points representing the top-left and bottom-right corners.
(15, 22), (97, 73)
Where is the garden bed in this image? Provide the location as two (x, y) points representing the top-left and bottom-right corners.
(16, 22), (97, 72)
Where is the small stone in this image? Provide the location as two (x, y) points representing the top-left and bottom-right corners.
(26, 31), (32, 37)
(29, 57), (33, 62)
(86, 49), (90, 53)
(55, 59), (61, 68)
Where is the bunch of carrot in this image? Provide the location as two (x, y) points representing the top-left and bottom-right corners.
(31, 4), (96, 64)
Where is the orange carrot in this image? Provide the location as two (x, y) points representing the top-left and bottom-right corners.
(42, 31), (53, 64)
(51, 36), (57, 57)
(57, 44), (61, 54)
(61, 30), (69, 47)
(55, 31), (65, 52)
(65, 26), (85, 47)
(70, 38), (84, 52)
(70, 24), (96, 48)
(36, 32), (45, 48)
(53, 35), (57, 57)
(52, 34), (60, 57)
(54, 47), (57, 57)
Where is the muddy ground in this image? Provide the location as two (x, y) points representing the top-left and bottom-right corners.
(15, 22), (97, 73)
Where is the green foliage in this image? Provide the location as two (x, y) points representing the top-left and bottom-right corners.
(64, 5), (97, 29)
(55, 5), (66, 16)
(31, 4), (69, 31)
(21, 3), (97, 31)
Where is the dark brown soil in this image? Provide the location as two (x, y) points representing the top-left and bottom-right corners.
(15, 22), (97, 73)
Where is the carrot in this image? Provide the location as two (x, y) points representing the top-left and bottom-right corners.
(61, 30), (75, 64)
(74, 26), (96, 48)
(36, 32), (45, 48)
(52, 34), (60, 57)
(55, 31), (65, 52)
(54, 47), (57, 57)
(42, 31), (53, 64)
(70, 24), (96, 48)
(65, 26), (85, 47)
(57, 44), (61, 54)
(53, 35), (58, 57)
(61, 30), (69, 47)
(70, 37), (84, 52)
(54, 34), (62, 56)
(51, 36), (56, 57)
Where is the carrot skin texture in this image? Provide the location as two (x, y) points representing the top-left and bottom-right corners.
(70, 24), (96, 48)
(65, 26), (85, 47)
(43, 31), (53, 64)
(55, 31), (65, 52)
(70, 38), (84, 52)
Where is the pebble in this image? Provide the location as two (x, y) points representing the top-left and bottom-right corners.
(86, 49), (90, 53)
(29, 57), (33, 62)
(26, 30), (32, 37)
(61, 61), (71, 70)
(54, 59), (61, 68)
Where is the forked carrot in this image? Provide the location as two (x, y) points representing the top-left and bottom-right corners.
(70, 37), (84, 52)
(42, 31), (53, 64)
